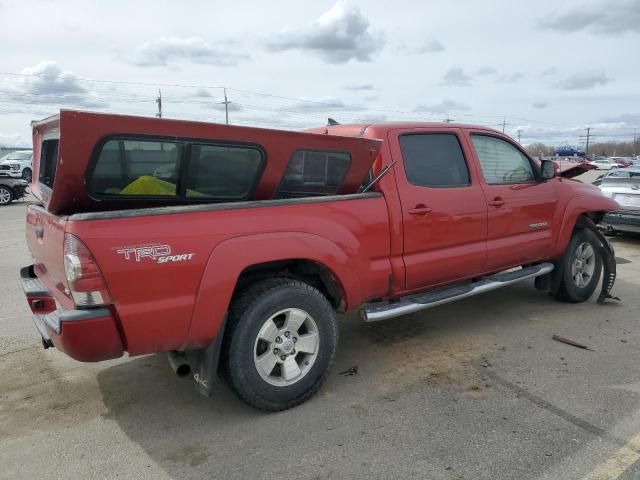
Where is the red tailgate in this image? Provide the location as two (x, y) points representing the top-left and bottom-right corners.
(25, 205), (73, 310)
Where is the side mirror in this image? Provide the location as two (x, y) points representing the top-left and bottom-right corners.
(541, 159), (556, 180)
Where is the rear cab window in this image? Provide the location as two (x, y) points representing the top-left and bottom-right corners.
(88, 137), (264, 201)
(398, 133), (470, 187)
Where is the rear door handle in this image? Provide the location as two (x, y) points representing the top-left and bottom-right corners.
(408, 205), (432, 216)
(488, 198), (505, 208)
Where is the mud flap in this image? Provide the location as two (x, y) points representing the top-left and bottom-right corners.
(186, 318), (226, 398)
(576, 216), (621, 304)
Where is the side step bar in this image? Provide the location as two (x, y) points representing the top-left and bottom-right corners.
(361, 262), (554, 322)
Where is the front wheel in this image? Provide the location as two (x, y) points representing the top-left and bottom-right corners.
(0, 186), (13, 205)
(552, 228), (603, 302)
(222, 279), (338, 411)
(22, 168), (32, 182)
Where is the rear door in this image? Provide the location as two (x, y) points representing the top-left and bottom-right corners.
(389, 128), (487, 291)
(466, 132), (557, 271)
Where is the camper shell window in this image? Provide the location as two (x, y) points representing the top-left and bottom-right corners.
(278, 149), (351, 198)
(39, 139), (59, 189)
(87, 137), (265, 201)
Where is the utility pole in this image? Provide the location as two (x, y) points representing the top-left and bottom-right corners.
(220, 88), (231, 124)
(502, 117), (506, 133)
(517, 129), (522, 144)
(579, 127), (593, 158)
(155, 89), (162, 118)
(444, 112), (454, 123)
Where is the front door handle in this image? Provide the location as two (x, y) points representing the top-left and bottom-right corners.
(488, 198), (505, 208)
(408, 205), (432, 216)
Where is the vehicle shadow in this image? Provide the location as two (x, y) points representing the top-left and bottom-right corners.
(96, 275), (636, 479)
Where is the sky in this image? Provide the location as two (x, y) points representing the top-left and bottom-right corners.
(0, 0), (638, 148)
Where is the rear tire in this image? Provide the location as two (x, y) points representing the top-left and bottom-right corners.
(0, 186), (13, 205)
(552, 228), (602, 302)
(222, 278), (338, 411)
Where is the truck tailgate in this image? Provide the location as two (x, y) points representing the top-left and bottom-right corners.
(25, 205), (72, 309)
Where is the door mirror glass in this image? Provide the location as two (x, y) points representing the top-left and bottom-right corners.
(541, 159), (556, 180)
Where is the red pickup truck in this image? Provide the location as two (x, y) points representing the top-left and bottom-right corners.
(21, 110), (619, 411)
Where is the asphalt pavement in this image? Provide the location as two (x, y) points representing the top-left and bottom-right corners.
(2, 183), (640, 480)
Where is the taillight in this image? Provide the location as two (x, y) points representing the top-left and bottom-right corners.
(63, 233), (112, 307)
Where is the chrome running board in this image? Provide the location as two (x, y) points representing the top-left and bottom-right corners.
(361, 262), (554, 322)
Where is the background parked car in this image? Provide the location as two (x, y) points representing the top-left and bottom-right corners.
(0, 178), (29, 205)
(597, 167), (640, 234)
(554, 145), (586, 157)
(592, 158), (616, 170)
(608, 156), (634, 168)
(0, 150), (33, 182)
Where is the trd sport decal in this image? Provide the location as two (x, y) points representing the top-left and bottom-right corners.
(115, 244), (195, 264)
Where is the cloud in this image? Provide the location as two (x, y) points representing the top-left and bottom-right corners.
(554, 71), (610, 90)
(207, 101), (243, 113)
(344, 83), (375, 91)
(267, 1), (384, 64)
(599, 113), (640, 125)
(0, 133), (29, 147)
(5, 61), (106, 108)
(413, 99), (471, 113)
(283, 97), (366, 113)
(440, 67), (472, 87)
(497, 72), (523, 83)
(130, 37), (248, 67)
(476, 66), (497, 76)
(193, 87), (213, 98)
(416, 40), (445, 53)
(541, 66), (557, 77)
(539, 1), (640, 35)
(363, 94), (379, 102)
(399, 39), (445, 54)
(532, 101), (548, 109)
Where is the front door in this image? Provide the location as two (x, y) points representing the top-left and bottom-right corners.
(390, 129), (488, 291)
(466, 132), (557, 271)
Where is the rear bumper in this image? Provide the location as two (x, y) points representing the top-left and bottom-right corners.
(20, 265), (124, 362)
(603, 210), (640, 233)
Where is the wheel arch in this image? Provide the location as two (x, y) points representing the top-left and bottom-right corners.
(552, 195), (617, 259)
(186, 232), (361, 349)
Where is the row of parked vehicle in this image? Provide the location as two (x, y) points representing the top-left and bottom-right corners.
(593, 165), (640, 235)
(590, 156), (638, 170)
(0, 149), (32, 205)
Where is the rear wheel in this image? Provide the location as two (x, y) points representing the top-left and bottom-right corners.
(222, 278), (338, 411)
(0, 186), (13, 205)
(552, 228), (602, 302)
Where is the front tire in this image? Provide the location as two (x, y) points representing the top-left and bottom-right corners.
(222, 279), (338, 411)
(22, 168), (32, 182)
(552, 228), (602, 302)
(0, 186), (13, 205)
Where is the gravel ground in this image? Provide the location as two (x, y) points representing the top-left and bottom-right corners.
(2, 179), (640, 480)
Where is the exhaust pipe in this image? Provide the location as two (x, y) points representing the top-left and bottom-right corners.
(167, 351), (192, 378)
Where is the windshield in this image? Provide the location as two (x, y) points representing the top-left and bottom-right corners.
(0, 151), (32, 162)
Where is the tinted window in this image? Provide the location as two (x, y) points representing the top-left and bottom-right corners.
(399, 134), (470, 187)
(471, 135), (535, 184)
(39, 140), (59, 188)
(186, 144), (263, 199)
(90, 139), (181, 196)
(278, 150), (351, 197)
